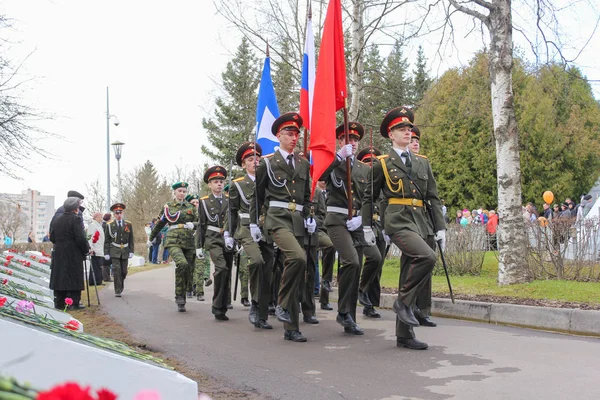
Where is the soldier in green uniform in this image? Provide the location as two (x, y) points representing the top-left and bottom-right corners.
(197, 166), (235, 321)
(250, 112), (314, 342)
(149, 182), (198, 312)
(320, 122), (382, 335)
(185, 194), (200, 298)
(103, 203), (134, 297)
(362, 107), (446, 350)
(226, 142), (274, 329)
(184, 194), (213, 301)
(408, 125), (436, 327)
(315, 181), (336, 311)
(357, 147), (387, 318)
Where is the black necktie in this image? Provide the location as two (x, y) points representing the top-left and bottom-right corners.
(401, 151), (412, 170)
(287, 154), (294, 169)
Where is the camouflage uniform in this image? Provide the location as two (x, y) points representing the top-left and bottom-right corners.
(149, 200), (198, 310)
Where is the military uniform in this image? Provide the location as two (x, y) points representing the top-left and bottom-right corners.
(317, 189), (336, 309)
(149, 182), (198, 312)
(361, 107), (445, 349)
(229, 142), (275, 328)
(320, 122), (381, 335)
(250, 112), (312, 342)
(103, 203), (134, 297)
(198, 165), (234, 320)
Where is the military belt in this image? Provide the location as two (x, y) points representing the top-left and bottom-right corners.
(111, 243), (129, 249)
(239, 212), (250, 219)
(167, 224), (191, 231)
(326, 206), (360, 216)
(270, 201), (304, 212)
(388, 198), (423, 207)
(207, 226), (223, 234)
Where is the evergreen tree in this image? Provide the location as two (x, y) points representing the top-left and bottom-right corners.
(383, 39), (411, 110)
(272, 38), (300, 113)
(359, 44), (389, 152)
(411, 45), (432, 108)
(202, 37), (260, 165)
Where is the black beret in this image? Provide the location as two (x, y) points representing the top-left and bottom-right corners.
(335, 122), (364, 140)
(67, 190), (84, 200)
(584, 194), (592, 201)
(236, 142), (263, 167)
(271, 112), (303, 135)
(380, 107), (415, 137)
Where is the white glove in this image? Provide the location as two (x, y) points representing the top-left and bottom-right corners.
(104, 254), (110, 261)
(250, 224), (262, 242)
(337, 144), (353, 159)
(363, 227), (376, 246)
(382, 229), (391, 245)
(435, 229), (446, 242)
(224, 237), (235, 250)
(129, 253), (134, 259)
(184, 222), (194, 229)
(305, 218), (317, 234)
(146, 240), (152, 248)
(346, 216), (362, 232)
(196, 248), (205, 259)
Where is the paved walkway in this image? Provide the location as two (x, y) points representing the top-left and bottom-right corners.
(102, 265), (600, 400)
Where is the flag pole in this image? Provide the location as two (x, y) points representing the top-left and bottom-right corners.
(343, 99), (352, 219)
(303, 1), (312, 159)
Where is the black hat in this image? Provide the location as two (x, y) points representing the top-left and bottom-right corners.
(67, 190), (84, 200)
(380, 107), (415, 137)
(562, 202), (569, 207)
(271, 112), (303, 135)
(236, 142), (263, 167)
(63, 197), (80, 212)
(335, 122), (364, 140)
(356, 147), (382, 162)
(204, 165), (227, 183)
(110, 203), (126, 212)
(584, 194), (592, 201)
(411, 126), (421, 140)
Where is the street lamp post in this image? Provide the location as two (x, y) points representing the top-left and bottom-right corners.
(111, 141), (125, 202)
(106, 86), (120, 211)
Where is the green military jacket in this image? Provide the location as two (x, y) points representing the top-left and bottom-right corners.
(320, 155), (370, 228)
(149, 201), (198, 250)
(251, 149), (311, 238)
(197, 192), (231, 251)
(229, 174), (254, 238)
(361, 149), (446, 238)
(359, 158), (385, 239)
(104, 219), (134, 259)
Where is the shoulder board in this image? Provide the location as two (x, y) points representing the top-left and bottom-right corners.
(262, 153), (275, 158)
(163, 203), (170, 208)
(415, 154), (428, 159)
(225, 193), (229, 198)
(233, 177), (244, 182)
(200, 196), (209, 200)
(125, 220), (132, 224)
(377, 155), (389, 160)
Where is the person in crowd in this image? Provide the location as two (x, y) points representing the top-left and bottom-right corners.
(28, 231), (35, 243)
(49, 197), (89, 310)
(581, 194), (594, 218)
(4, 233), (13, 248)
(50, 190), (85, 233)
(104, 203), (134, 297)
(542, 203), (552, 220)
(455, 209), (463, 224)
(487, 210), (499, 250)
(42, 232), (51, 242)
(87, 212), (105, 285)
(160, 225), (169, 263)
(552, 204), (560, 219)
(101, 213), (113, 282)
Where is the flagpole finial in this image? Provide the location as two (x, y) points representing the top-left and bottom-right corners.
(308, 0), (312, 19)
(266, 40), (270, 57)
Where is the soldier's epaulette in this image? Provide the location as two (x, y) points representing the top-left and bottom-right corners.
(233, 177), (244, 182)
(262, 153), (275, 158)
(200, 196), (209, 200)
(124, 220), (132, 224)
(415, 154), (428, 159)
(377, 155), (389, 160)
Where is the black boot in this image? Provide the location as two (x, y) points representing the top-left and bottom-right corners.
(175, 296), (186, 312)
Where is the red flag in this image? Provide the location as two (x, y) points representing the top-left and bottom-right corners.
(308, 0), (347, 198)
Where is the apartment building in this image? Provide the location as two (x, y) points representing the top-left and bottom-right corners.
(0, 189), (55, 243)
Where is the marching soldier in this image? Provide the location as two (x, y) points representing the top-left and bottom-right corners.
(316, 181), (336, 311)
(185, 193), (201, 298)
(226, 142), (275, 329)
(250, 112), (314, 342)
(408, 125), (436, 327)
(149, 182), (198, 312)
(357, 147), (387, 318)
(197, 166), (235, 321)
(320, 122), (382, 335)
(103, 203), (134, 297)
(185, 194), (213, 301)
(362, 107), (446, 350)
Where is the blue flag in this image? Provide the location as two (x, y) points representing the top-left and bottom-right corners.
(255, 56), (280, 155)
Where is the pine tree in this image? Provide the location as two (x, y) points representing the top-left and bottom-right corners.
(411, 45), (432, 108)
(202, 37), (260, 165)
(383, 39), (411, 110)
(272, 38), (300, 113)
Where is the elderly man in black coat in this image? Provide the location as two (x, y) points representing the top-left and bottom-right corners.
(49, 197), (90, 310)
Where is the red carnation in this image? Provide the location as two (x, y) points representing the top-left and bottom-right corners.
(2, 278), (7, 285)
(96, 389), (118, 400)
(0, 297), (6, 307)
(3, 261), (9, 267)
(92, 230), (100, 244)
(36, 382), (95, 400)
(6, 255), (13, 261)
(64, 319), (80, 331)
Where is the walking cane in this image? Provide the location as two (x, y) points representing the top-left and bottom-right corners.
(88, 253), (101, 306)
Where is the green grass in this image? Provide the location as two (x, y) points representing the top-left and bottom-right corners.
(375, 252), (600, 305)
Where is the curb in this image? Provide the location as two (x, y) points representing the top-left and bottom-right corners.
(327, 289), (600, 337)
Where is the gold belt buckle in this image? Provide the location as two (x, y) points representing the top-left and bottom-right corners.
(412, 198), (418, 206)
(120, 244), (124, 249)
(288, 202), (296, 211)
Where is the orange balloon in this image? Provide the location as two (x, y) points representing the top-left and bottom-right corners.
(538, 216), (548, 227)
(543, 191), (554, 204)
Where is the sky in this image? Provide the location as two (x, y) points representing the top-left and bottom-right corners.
(0, 0), (598, 210)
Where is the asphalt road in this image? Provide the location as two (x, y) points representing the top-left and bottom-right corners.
(102, 265), (600, 400)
